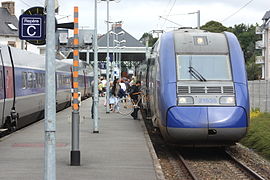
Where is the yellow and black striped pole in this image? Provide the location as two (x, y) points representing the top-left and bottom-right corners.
(70, 6), (80, 166)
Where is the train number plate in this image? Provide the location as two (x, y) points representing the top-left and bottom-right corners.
(198, 97), (218, 104)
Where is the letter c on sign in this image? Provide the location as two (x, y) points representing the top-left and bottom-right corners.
(27, 26), (36, 36)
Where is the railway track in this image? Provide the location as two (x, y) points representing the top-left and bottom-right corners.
(143, 117), (270, 180)
(170, 148), (267, 180)
(224, 150), (266, 180)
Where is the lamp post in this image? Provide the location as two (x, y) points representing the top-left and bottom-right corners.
(109, 21), (122, 80)
(111, 30), (125, 78)
(100, 0), (120, 113)
(114, 39), (126, 79)
(93, 0), (99, 133)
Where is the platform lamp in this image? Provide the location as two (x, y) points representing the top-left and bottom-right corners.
(114, 39), (126, 80)
(99, 0), (121, 113)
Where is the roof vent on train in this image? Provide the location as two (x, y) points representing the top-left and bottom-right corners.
(175, 28), (207, 33)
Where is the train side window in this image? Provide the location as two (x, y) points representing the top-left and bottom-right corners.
(33, 73), (37, 88)
(61, 75), (63, 86)
(0, 70), (2, 89)
(28, 72), (33, 88)
(38, 73), (42, 88)
(22, 72), (27, 89)
(41, 73), (44, 88)
(42, 73), (45, 87)
(37, 73), (40, 88)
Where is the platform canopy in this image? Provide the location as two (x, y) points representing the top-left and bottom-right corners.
(78, 25), (146, 62)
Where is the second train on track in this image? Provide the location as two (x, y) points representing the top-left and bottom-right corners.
(138, 28), (250, 146)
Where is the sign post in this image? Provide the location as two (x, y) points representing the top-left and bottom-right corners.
(44, 0), (56, 179)
(70, 6), (80, 166)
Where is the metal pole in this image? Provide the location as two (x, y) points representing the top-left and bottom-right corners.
(105, 0), (110, 113)
(116, 47), (119, 77)
(119, 50), (121, 80)
(70, 6), (80, 166)
(116, 34), (119, 78)
(93, 0), (99, 133)
(44, 0), (56, 179)
(112, 24), (115, 81)
(21, 9), (24, 50)
(146, 36), (149, 59)
(197, 10), (200, 29)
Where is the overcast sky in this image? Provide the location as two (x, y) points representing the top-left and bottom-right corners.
(9, 0), (270, 39)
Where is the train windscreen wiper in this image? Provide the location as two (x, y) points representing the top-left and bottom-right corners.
(188, 66), (207, 81)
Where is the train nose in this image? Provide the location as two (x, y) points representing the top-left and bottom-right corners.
(166, 106), (248, 144)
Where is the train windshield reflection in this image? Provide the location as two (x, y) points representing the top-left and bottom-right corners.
(177, 55), (232, 81)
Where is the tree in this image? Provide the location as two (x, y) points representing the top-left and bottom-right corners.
(139, 33), (158, 47)
(201, 21), (228, 33)
(201, 21), (261, 80)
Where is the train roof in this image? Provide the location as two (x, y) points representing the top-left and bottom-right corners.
(172, 29), (229, 55)
(0, 45), (92, 75)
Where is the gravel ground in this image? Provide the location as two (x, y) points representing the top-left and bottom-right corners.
(227, 143), (270, 179)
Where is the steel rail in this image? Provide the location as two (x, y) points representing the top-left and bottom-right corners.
(176, 152), (199, 180)
(225, 151), (266, 180)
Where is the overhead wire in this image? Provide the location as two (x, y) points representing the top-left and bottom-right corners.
(18, 0), (44, 8)
(222, 0), (255, 22)
(161, 0), (177, 29)
(18, 0), (31, 7)
(157, 0), (172, 29)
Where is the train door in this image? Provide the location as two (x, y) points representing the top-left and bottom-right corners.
(0, 49), (5, 128)
(3, 46), (17, 130)
(152, 59), (159, 127)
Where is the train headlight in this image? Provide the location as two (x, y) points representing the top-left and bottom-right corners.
(178, 96), (194, 105)
(219, 96), (235, 105)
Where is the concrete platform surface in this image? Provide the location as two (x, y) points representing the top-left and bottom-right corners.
(0, 98), (157, 180)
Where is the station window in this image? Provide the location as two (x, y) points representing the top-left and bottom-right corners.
(22, 72), (27, 89)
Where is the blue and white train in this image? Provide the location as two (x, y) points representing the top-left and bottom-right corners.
(138, 29), (249, 146)
(0, 45), (93, 131)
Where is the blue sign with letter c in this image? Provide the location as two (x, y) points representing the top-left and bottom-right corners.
(19, 14), (45, 40)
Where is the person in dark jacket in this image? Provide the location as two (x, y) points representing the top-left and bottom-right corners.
(130, 81), (141, 120)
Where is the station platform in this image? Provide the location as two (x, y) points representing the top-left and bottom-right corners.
(0, 98), (162, 180)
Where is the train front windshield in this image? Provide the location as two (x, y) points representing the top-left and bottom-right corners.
(176, 55), (232, 81)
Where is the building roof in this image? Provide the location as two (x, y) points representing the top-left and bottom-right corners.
(0, 7), (18, 36)
(98, 26), (145, 48)
(262, 10), (270, 21)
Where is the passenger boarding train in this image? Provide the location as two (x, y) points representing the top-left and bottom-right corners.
(138, 29), (250, 146)
(0, 45), (93, 131)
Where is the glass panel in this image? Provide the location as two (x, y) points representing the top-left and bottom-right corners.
(177, 55), (232, 81)
(33, 73), (37, 88)
(22, 72), (27, 89)
(28, 72), (33, 88)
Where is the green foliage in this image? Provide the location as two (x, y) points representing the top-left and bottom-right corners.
(139, 33), (158, 47)
(246, 55), (262, 80)
(241, 113), (270, 160)
(201, 21), (228, 33)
